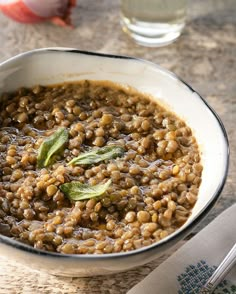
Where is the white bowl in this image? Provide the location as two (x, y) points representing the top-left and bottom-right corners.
(0, 48), (229, 277)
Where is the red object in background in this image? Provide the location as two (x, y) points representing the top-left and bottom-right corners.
(0, 0), (76, 26)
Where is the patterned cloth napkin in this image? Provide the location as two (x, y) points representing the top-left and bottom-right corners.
(128, 204), (236, 294)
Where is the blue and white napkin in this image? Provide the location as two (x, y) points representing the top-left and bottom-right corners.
(128, 204), (236, 294)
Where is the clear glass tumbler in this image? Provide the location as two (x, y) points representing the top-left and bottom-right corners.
(120, 0), (187, 47)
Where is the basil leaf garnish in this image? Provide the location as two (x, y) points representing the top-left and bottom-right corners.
(37, 127), (69, 168)
(68, 145), (125, 166)
(60, 179), (111, 201)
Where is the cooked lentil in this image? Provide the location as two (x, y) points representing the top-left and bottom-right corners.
(0, 80), (202, 254)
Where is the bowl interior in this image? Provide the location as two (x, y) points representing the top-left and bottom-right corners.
(0, 48), (228, 239)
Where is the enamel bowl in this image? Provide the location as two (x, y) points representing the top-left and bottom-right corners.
(0, 48), (229, 277)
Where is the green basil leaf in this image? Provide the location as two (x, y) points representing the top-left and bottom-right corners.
(37, 127), (69, 168)
(60, 179), (111, 201)
(68, 145), (125, 166)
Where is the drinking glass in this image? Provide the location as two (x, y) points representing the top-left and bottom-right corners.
(120, 0), (188, 47)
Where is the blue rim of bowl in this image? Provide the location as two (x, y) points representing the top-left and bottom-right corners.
(0, 48), (230, 260)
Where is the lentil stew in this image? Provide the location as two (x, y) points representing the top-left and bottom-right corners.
(0, 80), (202, 254)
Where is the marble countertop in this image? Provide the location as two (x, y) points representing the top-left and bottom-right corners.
(0, 0), (235, 293)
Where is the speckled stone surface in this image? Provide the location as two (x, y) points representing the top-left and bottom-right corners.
(0, 0), (235, 293)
